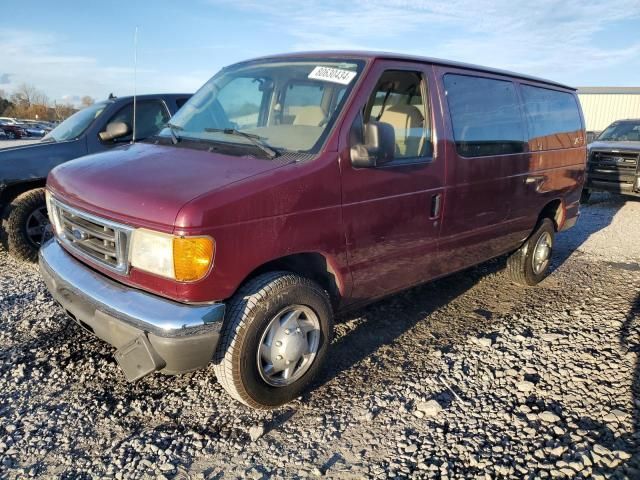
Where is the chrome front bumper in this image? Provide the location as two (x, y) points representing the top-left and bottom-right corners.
(39, 239), (225, 380)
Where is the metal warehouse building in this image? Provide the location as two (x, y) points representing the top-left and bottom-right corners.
(577, 87), (640, 134)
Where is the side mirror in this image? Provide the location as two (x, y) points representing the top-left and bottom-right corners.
(350, 120), (395, 168)
(99, 122), (131, 142)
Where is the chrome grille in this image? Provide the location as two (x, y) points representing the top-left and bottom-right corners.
(48, 196), (132, 274)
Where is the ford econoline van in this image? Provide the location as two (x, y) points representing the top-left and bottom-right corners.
(40, 52), (586, 409)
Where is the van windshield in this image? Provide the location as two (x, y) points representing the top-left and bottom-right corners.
(43, 102), (107, 142)
(597, 121), (640, 142)
(158, 58), (364, 155)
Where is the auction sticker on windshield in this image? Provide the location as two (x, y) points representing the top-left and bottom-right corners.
(308, 66), (357, 85)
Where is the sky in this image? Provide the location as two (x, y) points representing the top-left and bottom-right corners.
(1, 0), (639, 105)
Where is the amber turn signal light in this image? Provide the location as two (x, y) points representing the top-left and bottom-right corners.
(173, 237), (215, 282)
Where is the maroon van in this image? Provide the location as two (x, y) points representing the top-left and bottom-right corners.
(40, 52), (586, 408)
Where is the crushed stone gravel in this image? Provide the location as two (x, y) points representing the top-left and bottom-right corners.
(0, 193), (639, 478)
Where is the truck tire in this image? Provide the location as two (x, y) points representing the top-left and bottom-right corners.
(213, 271), (333, 409)
(507, 218), (555, 286)
(1, 188), (49, 262)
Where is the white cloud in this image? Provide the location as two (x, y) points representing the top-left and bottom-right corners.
(0, 29), (207, 103)
(211, 0), (640, 85)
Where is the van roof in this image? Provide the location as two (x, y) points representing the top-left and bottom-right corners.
(245, 51), (575, 91)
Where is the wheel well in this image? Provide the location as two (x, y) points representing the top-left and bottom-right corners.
(539, 199), (563, 230)
(245, 253), (342, 307)
(0, 180), (46, 208)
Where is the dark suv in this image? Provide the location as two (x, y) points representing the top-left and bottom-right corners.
(0, 93), (190, 261)
(583, 119), (640, 202)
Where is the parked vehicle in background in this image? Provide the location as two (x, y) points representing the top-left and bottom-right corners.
(21, 123), (48, 137)
(40, 52), (586, 409)
(0, 117), (20, 125)
(0, 122), (28, 139)
(0, 93), (191, 261)
(582, 119), (640, 202)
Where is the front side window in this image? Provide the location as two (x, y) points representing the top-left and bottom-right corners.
(364, 70), (431, 159)
(444, 74), (526, 157)
(44, 102), (107, 142)
(597, 121), (640, 142)
(160, 58), (364, 155)
(521, 85), (583, 149)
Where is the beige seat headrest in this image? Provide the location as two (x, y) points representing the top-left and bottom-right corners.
(378, 104), (425, 157)
(289, 106), (327, 127)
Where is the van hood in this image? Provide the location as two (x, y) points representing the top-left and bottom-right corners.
(588, 140), (640, 152)
(48, 142), (291, 229)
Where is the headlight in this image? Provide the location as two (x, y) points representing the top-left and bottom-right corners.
(130, 228), (214, 282)
(45, 190), (63, 235)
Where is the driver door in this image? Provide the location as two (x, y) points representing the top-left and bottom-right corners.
(339, 60), (446, 302)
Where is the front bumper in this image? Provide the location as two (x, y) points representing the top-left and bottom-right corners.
(39, 239), (225, 380)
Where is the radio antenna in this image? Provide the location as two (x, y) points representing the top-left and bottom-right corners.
(132, 26), (138, 143)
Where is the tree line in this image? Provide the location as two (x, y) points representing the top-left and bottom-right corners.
(0, 83), (95, 122)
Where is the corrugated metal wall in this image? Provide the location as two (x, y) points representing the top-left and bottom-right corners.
(578, 93), (640, 132)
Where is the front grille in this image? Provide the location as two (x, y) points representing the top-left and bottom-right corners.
(588, 150), (639, 185)
(48, 196), (132, 274)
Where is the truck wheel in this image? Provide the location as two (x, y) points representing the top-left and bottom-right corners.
(1, 188), (49, 262)
(580, 189), (591, 204)
(507, 218), (555, 286)
(214, 271), (333, 409)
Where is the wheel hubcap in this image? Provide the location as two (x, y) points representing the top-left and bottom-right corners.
(532, 231), (552, 275)
(25, 206), (50, 247)
(257, 305), (321, 387)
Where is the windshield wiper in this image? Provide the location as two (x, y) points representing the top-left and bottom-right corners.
(204, 128), (278, 159)
(165, 122), (183, 145)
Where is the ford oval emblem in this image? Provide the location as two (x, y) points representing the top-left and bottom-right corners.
(72, 228), (87, 241)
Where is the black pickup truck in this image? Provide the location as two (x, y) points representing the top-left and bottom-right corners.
(0, 93), (190, 261)
(583, 119), (640, 202)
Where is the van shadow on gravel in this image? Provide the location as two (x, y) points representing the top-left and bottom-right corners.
(314, 257), (508, 390)
(620, 289), (640, 473)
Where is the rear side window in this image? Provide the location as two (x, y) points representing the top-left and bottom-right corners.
(444, 74), (526, 157)
(520, 86), (583, 150)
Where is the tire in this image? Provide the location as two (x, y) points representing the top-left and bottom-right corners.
(580, 189), (591, 204)
(1, 188), (49, 262)
(507, 217), (555, 286)
(7, 131), (15, 139)
(213, 271), (333, 409)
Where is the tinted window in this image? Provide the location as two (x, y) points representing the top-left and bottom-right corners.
(444, 74), (526, 157)
(175, 97), (190, 109)
(521, 85), (582, 150)
(364, 70), (432, 159)
(107, 100), (170, 140)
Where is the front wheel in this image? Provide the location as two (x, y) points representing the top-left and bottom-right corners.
(1, 188), (49, 262)
(213, 272), (333, 409)
(507, 218), (555, 286)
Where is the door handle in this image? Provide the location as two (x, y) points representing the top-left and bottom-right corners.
(525, 175), (545, 185)
(430, 193), (442, 219)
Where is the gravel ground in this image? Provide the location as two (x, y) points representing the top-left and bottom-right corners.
(1, 193), (639, 479)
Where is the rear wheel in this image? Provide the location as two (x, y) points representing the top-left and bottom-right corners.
(213, 272), (333, 409)
(7, 131), (16, 139)
(1, 188), (49, 262)
(507, 218), (555, 286)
